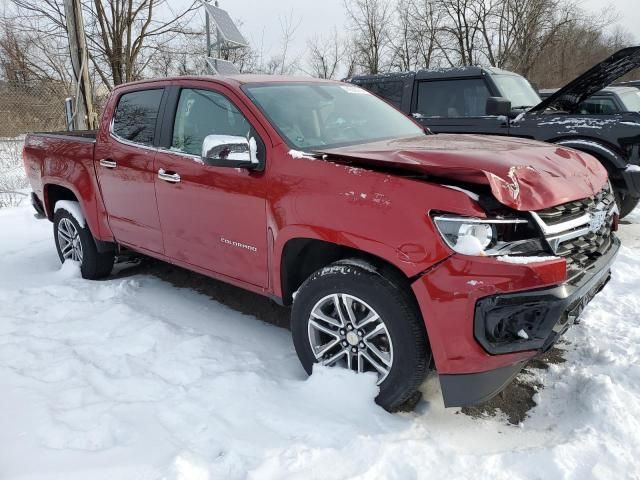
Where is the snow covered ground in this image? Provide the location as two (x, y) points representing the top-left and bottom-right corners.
(0, 201), (639, 480)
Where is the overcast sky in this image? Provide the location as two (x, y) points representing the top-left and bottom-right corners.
(196, 0), (640, 69)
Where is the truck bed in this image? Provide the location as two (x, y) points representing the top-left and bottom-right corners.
(23, 130), (99, 219)
(30, 130), (97, 142)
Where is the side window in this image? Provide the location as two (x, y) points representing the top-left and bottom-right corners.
(578, 98), (619, 115)
(112, 89), (163, 145)
(416, 79), (491, 118)
(366, 81), (404, 108)
(171, 88), (253, 156)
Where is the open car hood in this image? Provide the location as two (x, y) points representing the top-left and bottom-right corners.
(317, 135), (608, 211)
(529, 46), (640, 113)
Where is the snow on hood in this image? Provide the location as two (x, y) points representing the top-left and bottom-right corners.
(317, 134), (608, 211)
(530, 46), (640, 113)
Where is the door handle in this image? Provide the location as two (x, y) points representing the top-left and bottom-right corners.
(99, 159), (117, 169)
(158, 168), (181, 183)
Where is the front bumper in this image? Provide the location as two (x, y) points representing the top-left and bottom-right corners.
(411, 236), (620, 407)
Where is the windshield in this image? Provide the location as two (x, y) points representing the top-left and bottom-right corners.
(492, 75), (541, 109)
(244, 83), (424, 150)
(619, 91), (640, 111)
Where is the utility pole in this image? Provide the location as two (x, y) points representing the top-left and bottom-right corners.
(64, 0), (95, 130)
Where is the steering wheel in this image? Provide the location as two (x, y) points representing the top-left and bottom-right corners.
(323, 113), (360, 142)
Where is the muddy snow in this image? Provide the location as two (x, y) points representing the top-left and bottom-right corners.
(1, 202), (639, 479)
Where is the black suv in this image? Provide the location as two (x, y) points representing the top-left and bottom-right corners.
(349, 47), (640, 217)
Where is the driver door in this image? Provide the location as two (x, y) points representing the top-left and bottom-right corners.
(153, 86), (269, 288)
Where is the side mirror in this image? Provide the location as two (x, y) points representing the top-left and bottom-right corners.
(486, 97), (512, 117)
(201, 134), (260, 169)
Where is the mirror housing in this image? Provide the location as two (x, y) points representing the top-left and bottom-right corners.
(201, 135), (260, 169)
(486, 97), (512, 117)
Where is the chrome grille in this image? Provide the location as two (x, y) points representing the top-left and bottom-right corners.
(534, 187), (614, 226)
(532, 185), (616, 277)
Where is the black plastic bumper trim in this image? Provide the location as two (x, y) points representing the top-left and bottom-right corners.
(440, 361), (527, 407)
(474, 236), (620, 355)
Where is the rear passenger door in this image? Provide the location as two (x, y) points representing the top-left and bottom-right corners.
(94, 88), (165, 253)
(411, 77), (509, 135)
(357, 80), (409, 111)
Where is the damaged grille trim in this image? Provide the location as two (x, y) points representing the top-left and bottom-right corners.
(530, 185), (617, 276)
(530, 211), (591, 236)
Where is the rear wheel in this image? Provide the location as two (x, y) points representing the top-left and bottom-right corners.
(53, 205), (114, 279)
(291, 261), (430, 411)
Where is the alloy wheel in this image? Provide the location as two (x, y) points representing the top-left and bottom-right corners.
(307, 293), (394, 384)
(57, 218), (83, 263)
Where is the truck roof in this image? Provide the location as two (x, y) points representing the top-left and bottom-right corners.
(539, 86), (639, 97)
(350, 66), (515, 83)
(112, 74), (337, 91)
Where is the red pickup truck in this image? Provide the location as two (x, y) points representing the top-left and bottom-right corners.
(22, 75), (619, 411)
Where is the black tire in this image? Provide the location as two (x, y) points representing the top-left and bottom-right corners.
(291, 261), (430, 411)
(53, 206), (114, 279)
(615, 190), (639, 219)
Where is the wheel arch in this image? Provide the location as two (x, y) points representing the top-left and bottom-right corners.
(44, 183), (80, 221)
(278, 236), (420, 308)
(552, 137), (627, 171)
(43, 182), (114, 252)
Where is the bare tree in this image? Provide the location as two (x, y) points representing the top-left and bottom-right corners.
(272, 12), (301, 75)
(8, 0), (199, 89)
(391, 0), (414, 71)
(0, 23), (33, 84)
(436, 0), (489, 66)
(305, 29), (343, 79)
(344, 0), (394, 74)
(492, 0), (575, 77)
(526, 10), (634, 87)
(0, 13), (72, 85)
(389, 0), (447, 71)
(343, 40), (359, 78)
(409, 0), (446, 69)
(86, 0), (199, 88)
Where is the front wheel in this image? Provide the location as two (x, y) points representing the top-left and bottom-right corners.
(53, 205), (115, 279)
(291, 261), (430, 411)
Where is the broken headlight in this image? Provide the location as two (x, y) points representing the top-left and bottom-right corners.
(433, 214), (544, 256)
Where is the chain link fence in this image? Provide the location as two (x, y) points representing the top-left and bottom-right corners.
(0, 78), (71, 137)
(0, 74), (111, 209)
(0, 74), (72, 208)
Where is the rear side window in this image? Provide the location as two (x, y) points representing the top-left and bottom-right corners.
(362, 81), (404, 108)
(416, 79), (490, 117)
(578, 97), (619, 114)
(112, 89), (163, 146)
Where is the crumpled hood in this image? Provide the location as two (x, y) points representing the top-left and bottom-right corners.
(318, 134), (608, 211)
